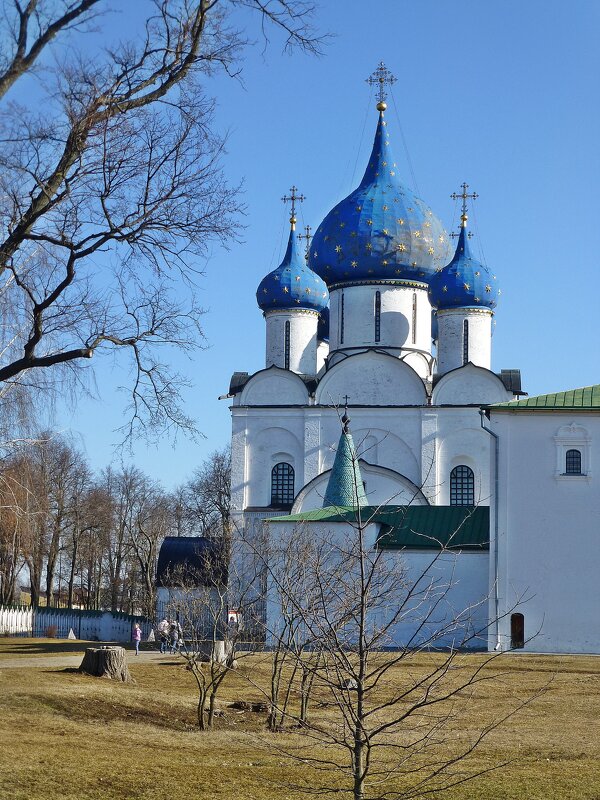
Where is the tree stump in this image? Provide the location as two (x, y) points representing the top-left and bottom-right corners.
(79, 646), (133, 683)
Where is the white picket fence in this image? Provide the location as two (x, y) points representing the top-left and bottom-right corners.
(0, 604), (153, 642)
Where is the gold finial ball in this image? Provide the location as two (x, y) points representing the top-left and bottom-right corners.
(290, 214), (297, 230)
(461, 213), (468, 227)
(376, 101), (387, 112)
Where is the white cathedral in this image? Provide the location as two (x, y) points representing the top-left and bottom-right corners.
(226, 67), (600, 655)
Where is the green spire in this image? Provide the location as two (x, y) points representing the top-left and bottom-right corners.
(323, 408), (368, 509)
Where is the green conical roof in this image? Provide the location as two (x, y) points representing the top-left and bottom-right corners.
(322, 430), (368, 509)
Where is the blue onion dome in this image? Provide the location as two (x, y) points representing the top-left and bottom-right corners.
(428, 215), (500, 310)
(309, 110), (451, 286)
(317, 306), (330, 341)
(257, 226), (329, 313)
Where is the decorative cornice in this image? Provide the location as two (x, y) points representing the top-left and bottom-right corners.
(328, 278), (429, 291)
(264, 308), (320, 318)
(436, 306), (493, 317)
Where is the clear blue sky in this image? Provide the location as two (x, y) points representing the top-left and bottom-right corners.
(56, 0), (600, 487)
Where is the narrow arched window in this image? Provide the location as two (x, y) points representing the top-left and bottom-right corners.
(450, 465), (475, 506)
(271, 463), (295, 506)
(374, 291), (381, 342)
(462, 319), (469, 365)
(565, 449), (582, 475)
(284, 320), (290, 370)
(412, 292), (417, 344)
(340, 292), (345, 344)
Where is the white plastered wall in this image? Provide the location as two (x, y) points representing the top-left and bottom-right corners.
(265, 309), (318, 374)
(490, 410), (600, 653)
(328, 284), (432, 376)
(436, 308), (493, 375)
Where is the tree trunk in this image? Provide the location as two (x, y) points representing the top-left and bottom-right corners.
(79, 646), (133, 682)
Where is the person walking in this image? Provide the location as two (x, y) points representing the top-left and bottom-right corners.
(132, 623), (142, 656)
(170, 622), (179, 654)
(157, 618), (169, 654)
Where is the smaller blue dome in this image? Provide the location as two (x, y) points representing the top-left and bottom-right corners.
(428, 224), (500, 310)
(317, 306), (330, 341)
(257, 228), (329, 313)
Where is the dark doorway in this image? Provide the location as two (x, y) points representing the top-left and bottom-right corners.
(510, 613), (525, 649)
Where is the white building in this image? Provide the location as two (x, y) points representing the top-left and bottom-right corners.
(226, 83), (599, 654)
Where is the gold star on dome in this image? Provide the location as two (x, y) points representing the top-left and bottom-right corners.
(390, 170), (395, 176)
(375, 171), (379, 177)
(435, 267), (443, 273)
(382, 259), (388, 265)
(397, 218), (404, 225)
(295, 299), (300, 304)
(475, 271), (480, 276)
(463, 282), (470, 290)
(382, 120), (387, 126)
(313, 251), (318, 258)
(396, 243), (407, 252)
(324, 235), (330, 241)
(498, 289), (502, 294)
(339, 222), (345, 228)
(274, 275), (279, 280)
(335, 245), (342, 253)
(383, 228), (389, 235)
(366, 243), (373, 250)
(366, 219), (373, 226)
(351, 260), (358, 267)
(439, 235), (445, 243)
(283, 287), (289, 293)
(475, 297), (481, 303)
(262, 288), (268, 294)
(411, 261), (417, 267)
(295, 276), (301, 281)
(305, 288), (311, 294)
(485, 284), (492, 292)
(382, 161), (387, 166)
(322, 292), (327, 297)
(414, 231), (421, 238)
(395, 269), (402, 275)
(408, 207), (414, 212)
(493, 275), (497, 280)
(350, 231), (357, 237)
(442, 286), (448, 292)
(424, 221), (431, 228)
(356, 205), (362, 211)
(383, 204), (389, 211)
(428, 247), (434, 255)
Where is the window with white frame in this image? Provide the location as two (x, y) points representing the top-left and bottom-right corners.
(554, 424), (591, 479)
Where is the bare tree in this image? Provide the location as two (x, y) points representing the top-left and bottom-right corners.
(0, 1), (323, 440)
(180, 446), (231, 539)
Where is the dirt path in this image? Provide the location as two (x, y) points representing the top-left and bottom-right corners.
(0, 650), (177, 670)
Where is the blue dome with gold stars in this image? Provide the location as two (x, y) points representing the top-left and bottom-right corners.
(257, 227), (329, 313)
(309, 111), (452, 286)
(428, 223), (500, 310)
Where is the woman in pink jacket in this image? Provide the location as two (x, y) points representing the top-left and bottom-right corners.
(132, 623), (142, 656)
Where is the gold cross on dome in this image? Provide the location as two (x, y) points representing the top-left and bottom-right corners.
(282, 186), (305, 230)
(450, 182), (478, 235)
(366, 61), (397, 108)
(297, 225), (312, 262)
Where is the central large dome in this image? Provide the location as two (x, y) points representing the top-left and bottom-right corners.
(310, 112), (452, 286)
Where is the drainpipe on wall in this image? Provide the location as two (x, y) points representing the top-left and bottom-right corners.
(479, 409), (501, 651)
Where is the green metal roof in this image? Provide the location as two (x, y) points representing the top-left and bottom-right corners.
(491, 384), (600, 411)
(322, 430), (368, 508)
(268, 505), (489, 551)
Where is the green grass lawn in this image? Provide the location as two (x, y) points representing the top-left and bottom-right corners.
(1, 639), (599, 799)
